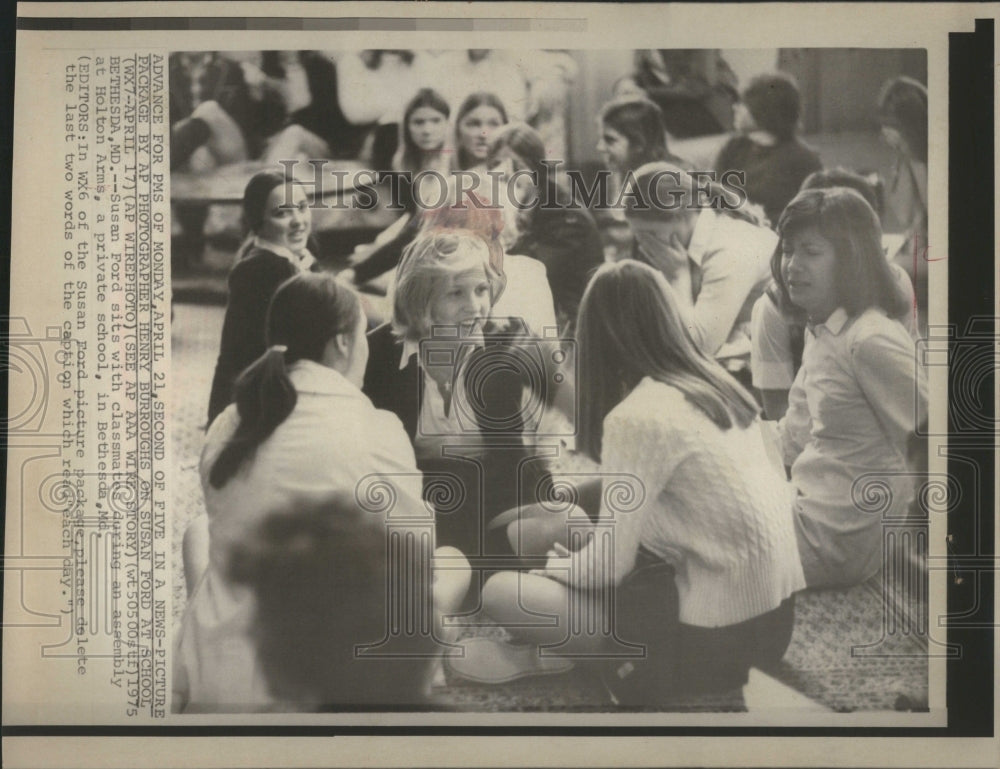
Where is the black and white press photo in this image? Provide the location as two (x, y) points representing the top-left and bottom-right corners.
(167, 46), (933, 715)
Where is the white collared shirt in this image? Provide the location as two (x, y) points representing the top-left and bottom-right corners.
(779, 307), (926, 586)
(399, 335), (486, 461)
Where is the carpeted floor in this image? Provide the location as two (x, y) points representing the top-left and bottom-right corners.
(171, 301), (927, 714)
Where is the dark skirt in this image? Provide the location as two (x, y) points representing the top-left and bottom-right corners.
(605, 548), (795, 704)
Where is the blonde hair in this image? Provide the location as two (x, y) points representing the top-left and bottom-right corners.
(391, 229), (505, 342)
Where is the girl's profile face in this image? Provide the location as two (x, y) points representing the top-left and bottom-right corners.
(457, 105), (505, 162)
(430, 257), (492, 332)
(408, 106), (448, 152)
(596, 123), (630, 173)
(781, 226), (840, 322)
(257, 184), (311, 251)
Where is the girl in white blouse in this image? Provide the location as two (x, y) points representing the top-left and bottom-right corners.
(775, 188), (926, 588)
(175, 272), (469, 712)
(452, 260), (805, 700)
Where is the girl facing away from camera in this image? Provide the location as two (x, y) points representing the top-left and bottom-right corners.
(714, 71), (822, 228)
(448, 260), (805, 699)
(176, 272), (469, 712)
(774, 187), (926, 588)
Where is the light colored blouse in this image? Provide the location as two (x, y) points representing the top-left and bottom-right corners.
(174, 361), (426, 712)
(780, 307), (926, 587)
(567, 377), (805, 627)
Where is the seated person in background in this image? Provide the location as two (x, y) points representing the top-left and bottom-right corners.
(450, 260), (804, 700)
(486, 122), (604, 335)
(623, 162), (776, 388)
(363, 229), (553, 557)
(342, 88), (453, 285)
(628, 49), (739, 138)
(714, 72), (822, 227)
(597, 96), (689, 176)
(169, 51), (284, 172)
(249, 50), (381, 164)
(229, 497), (467, 710)
(177, 273), (470, 712)
(877, 75), (928, 336)
(207, 171), (322, 425)
(775, 188), (925, 588)
(343, 92), (510, 288)
(751, 168), (916, 420)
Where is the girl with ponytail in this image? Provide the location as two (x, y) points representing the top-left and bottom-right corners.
(176, 271), (469, 712)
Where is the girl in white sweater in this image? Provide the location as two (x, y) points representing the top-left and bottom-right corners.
(452, 260), (805, 701)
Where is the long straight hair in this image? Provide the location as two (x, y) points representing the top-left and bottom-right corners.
(773, 187), (909, 320)
(599, 96), (671, 171)
(576, 260), (759, 463)
(209, 273), (362, 488)
(392, 88), (451, 175)
(453, 91), (508, 170)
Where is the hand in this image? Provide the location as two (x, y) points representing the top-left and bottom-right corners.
(337, 268), (356, 285)
(529, 542), (572, 584)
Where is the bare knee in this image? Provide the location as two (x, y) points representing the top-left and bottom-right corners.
(482, 571), (522, 622)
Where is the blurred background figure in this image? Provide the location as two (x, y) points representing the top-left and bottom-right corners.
(715, 72), (822, 227)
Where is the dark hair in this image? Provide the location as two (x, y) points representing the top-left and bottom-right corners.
(209, 273), (362, 488)
(625, 162), (763, 227)
(576, 260), (759, 462)
(229, 495), (434, 708)
(772, 187), (909, 320)
(454, 91), (509, 170)
(877, 76), (928, 164)
(599, 96), (670, 171)
(741, 72), (802, 142)
(242, 170), (288, 235)
(395, 88), (451, 175)
(801, 167), (884, 220)
(486, 122), (571, 211)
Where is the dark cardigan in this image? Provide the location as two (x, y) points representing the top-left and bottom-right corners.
(363, 322), (552, 554)
(207, 246), (315, 425)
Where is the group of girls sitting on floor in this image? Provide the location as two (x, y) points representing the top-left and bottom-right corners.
(175, 77), (927, 712)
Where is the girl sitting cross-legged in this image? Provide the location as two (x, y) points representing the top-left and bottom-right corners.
(447, 260), (805, 703)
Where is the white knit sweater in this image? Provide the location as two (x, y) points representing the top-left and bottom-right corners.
(570, 377), (805, 627)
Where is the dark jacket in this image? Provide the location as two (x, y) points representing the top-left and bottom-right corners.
(509, 199), (604, 334)
(207, 247), (313, 425)
(362, 322), (552, 552)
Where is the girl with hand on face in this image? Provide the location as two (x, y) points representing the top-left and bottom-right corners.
(207, 171), (321, 425)
(623, 162), (776, 388)
(775, 188), (925, 588)
(452, 260), (804, 699)
(177, 273), (470, 712)
(345, 92), (510, 289)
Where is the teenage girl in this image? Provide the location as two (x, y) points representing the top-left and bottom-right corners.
(342, 89), (452, 286)
(177, 272), (469, 711)
(774, 187), (926, 587)
(345, 91), (509, 287)
(450, 260), (804, 699)
(751, 168), (916, 419)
